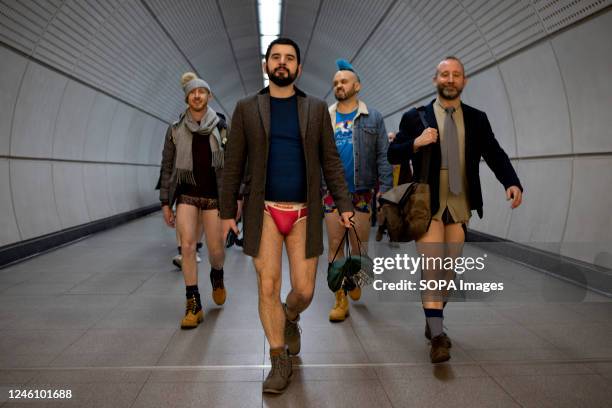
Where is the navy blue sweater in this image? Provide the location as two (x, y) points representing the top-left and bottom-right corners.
(265, 95), (307, 202)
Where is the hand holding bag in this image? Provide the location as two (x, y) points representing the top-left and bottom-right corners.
(379, 107), (432, 242)
(327, 225), (374, 292)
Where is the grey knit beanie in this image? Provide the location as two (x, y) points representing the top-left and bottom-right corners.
(183, 78), (210, 98)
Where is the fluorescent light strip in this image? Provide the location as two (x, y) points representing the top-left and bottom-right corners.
(258, 0), (281, 86)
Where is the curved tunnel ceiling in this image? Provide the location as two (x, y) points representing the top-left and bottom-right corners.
(1, 0), (610, 123)
(0, 1), (611, 267)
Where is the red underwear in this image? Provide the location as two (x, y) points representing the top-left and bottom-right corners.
(264, 201), (308, 236)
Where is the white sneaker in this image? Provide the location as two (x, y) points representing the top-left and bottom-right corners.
(196, 253), (202, 263)
(172, 254), (182, 269)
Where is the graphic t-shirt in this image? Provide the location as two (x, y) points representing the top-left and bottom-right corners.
(334, 109), (358, 192)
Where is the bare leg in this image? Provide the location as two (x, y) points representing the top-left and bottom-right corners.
(416, 219), (446, 310)
(176, 204), (200, 286)
(200, 209), (225, 269)
(325, 209), (370, 260)
(443, 223), (465, 300)
(285, 218), (318, 320)
(253, 214), (285, 349)
(197, 216), (204, 243)
(325, 212), (346, 262)
(444, 224), (465, 256)
(348, 210), (371, 255)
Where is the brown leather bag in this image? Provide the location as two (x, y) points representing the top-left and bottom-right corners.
(380, 107), (432, 242)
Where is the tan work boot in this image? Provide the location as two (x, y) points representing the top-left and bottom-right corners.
(210, 269), (226, 306)
(180, 296), (203, 329)
(329, 289), (349, 322)
(283, 303), (301, 355)
(262, 348), (292, 394)
(348, 286), (362, 301)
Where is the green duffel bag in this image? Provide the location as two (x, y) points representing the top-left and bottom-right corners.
(327, 226), (374, 292)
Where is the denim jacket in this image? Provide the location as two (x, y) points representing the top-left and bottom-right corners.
(327, 100), (393, 193)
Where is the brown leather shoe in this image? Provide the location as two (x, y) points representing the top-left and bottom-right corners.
(430, 334), (451, 363)
(180, 297), (203, 329)
(425, 323), (452, 348)
(262, 349), (293, 394)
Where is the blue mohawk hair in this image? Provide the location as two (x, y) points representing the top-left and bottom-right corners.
(336, 59), (355, 72)
(335, 58), (360, 82)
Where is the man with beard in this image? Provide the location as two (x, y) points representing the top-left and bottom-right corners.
(159, 72), (228, 329)
(325, 59), (393, 322)
(388, 56), (523, 363)
(220, 38), (352, 394)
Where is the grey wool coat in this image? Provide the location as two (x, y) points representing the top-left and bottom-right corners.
(220, 87), (352, 259)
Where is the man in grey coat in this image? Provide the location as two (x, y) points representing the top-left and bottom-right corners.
(220, 38), (352, 394)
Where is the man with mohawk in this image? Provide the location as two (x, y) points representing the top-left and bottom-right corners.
(325, 59), (393, 321)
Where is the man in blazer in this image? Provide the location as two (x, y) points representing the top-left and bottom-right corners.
(388, 56), (523, 364)
(220, 37), (352, 394)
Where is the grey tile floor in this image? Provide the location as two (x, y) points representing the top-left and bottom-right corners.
(1, 213), (611, 407)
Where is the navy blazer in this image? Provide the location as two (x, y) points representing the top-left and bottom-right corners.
(387, 100), (522, 218)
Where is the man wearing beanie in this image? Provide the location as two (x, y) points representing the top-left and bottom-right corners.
(159, 72), (228, 329)
(325, 59), (393, 322)
(220, 38), (352, 394)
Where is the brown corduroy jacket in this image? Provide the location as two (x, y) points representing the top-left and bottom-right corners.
(220, 87), (352, 258)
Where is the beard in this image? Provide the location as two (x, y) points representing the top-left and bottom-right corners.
(189, 100), (206, 112)
(267, 66), (297, 87)
(437, 83), (463, 101)
(335, 86), (357, 102)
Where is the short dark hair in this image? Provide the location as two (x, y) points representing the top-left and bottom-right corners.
(435, 55), (465, 77)
(265, 37), (301, 64)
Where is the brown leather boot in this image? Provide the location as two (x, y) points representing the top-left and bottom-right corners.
(430, 334), (451, 363)
(262, 348), (292, 394)
(283, 303), (301, 356)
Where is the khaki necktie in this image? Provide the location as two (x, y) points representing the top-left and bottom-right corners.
(444, 107), (462, 195)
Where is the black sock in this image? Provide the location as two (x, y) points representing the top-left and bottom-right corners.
(186, 285), (201, 308)
(177, 246), (182, 255)
(210, 267), (223, 282)
(424, 308), (444, 338)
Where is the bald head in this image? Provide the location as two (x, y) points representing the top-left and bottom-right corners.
(333, 70), (361, 102)
(433, 56), (467, 101)
(434, 56), (465, 78)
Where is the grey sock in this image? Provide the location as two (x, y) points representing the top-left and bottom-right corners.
(427, 317), (444, 338)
